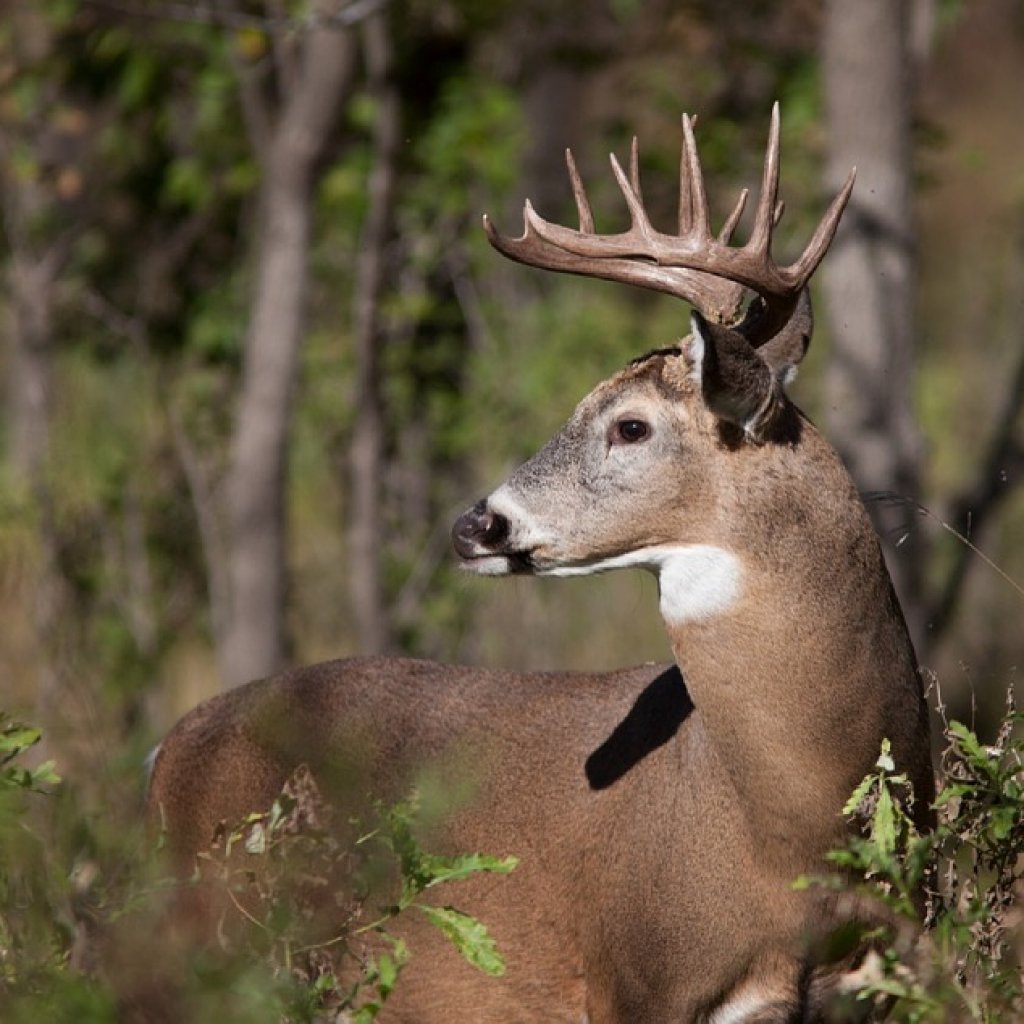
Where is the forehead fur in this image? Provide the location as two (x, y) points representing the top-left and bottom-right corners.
(574, 344), (699, 422)
(613, 345), (695, 398)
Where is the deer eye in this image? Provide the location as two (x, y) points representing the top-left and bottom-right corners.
(613, 418), (651, 445)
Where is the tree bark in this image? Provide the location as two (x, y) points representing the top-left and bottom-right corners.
(4, 246), (72, 730)
(348, 10), (401, 655)
(6, 253), (57, 481)
(221, 12), (357, 687)
(821, 0), (926, 645)
(0, 3), (78, 736)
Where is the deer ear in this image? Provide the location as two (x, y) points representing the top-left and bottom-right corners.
(741, 288), (814, 386)
(687, 311), (780, 442)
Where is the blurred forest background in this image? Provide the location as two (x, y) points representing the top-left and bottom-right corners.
(1, 0), (1023, 795)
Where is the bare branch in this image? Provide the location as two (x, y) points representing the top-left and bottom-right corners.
(80, 0), (388, 32)
(168, 405), (232, 663)
(264, 0), (300, 93)
(222, 1), (360, 684)
(229, 52), (274, 165)
(273, 5), (360, 163)
(926, 344), (1024, 641)
(79, 287), (148, 349)
(348, 6), (401, 654)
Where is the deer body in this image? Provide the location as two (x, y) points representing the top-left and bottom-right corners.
(147, 108), (933, 1023)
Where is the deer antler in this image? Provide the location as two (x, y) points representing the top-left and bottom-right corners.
(483, 103), (855, 348)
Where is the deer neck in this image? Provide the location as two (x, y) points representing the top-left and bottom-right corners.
(656, 453), (919, 862)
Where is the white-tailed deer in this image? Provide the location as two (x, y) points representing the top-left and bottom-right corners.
(148, 105), (933, 1023)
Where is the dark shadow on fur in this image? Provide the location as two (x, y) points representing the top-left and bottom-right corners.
(585, 666), (694, 790)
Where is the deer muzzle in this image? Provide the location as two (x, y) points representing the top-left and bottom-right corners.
(451, 500), (537, 575)
(451, 500), (510, 556)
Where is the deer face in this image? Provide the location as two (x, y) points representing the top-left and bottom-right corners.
(451, 323), (759, 625)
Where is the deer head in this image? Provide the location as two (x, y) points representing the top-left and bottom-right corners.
(453, 104), (855, 624)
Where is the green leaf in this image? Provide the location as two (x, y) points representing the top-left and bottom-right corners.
(423, 852), (519, 889)
(934, 781), (975, 807)
(30, 760), (61, 788)
(842, 772), (877, 816)
(376, 952), (399, 999)
(0, 725), (42, 754)
(872, 785), (897, 858)
(118, 52), (160, 110)
(418, 905), (507, 976)
(164, 156), (209, 209)
(352, 1005), (380, 1024)
(989, 805), (1017, 842)
(862, 977), (914, 999)
(947, 721), (991, 769)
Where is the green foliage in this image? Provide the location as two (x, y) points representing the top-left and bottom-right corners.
(413, 75), (525, 217)
(2, 732), (517, 1021)
(799, 739), (936, 921)
(0, 716), (70, 1007)
(192, 778), (515, 1018)
(0, 715), (61, 798)
(798, 696), (1024, 1022)
(359, 799), (517, 975)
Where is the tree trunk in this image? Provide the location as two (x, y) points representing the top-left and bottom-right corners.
(4, 246), (71, 730)
(821, 0), (925, 646)
(348, 10), (401, 655)
(7, 252), (56, 482)
(0, 2), (76, 736)
(221, 16), (357, 688)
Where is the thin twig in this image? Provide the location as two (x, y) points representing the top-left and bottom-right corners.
(80, 0), (388, 32)
(226, 885), (268, 932)
(919, 505), (1024, 604)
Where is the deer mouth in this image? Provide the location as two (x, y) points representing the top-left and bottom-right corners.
(456, 551), (536, 576)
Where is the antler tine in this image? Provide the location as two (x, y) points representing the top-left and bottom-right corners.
(629, 136), (643, 206)
(718, 188), (749, 244)
(565, 149), (595, 234)
(608, 149), (654, 237)
(785, 167), (856, 288)
(748, 101), (781, 255)
(678, 114), (693, 233)
(680, 113), (712, 241)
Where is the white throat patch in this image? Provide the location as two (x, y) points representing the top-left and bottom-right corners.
(540, 544), (742, 625)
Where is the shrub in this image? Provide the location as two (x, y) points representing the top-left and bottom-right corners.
(799, 690), (1024, 1022)
(4, 696), (1024, 1020)
(0, 715), (515, 1021)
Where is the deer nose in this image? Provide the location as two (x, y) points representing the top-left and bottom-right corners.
(451, 501), (509, 558)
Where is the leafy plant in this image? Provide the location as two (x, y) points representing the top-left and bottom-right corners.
(0, 715), (69, 1003)
(0, 715), (61, 799)
(356, 798), (518, 978)
(799, 692), (1024, 1022)
(187, 765), (518, 1021)
(1, 715), (517, 1021)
